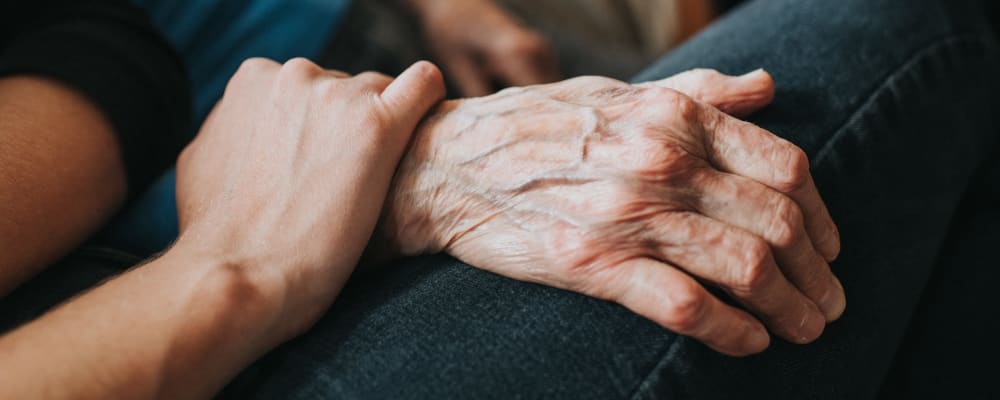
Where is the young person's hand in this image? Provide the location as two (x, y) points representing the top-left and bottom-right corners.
(378, 69), (845, 356)
(0, 58), (446, 399)
(407, 0), (560, 97)
(175, 58), (445, 339)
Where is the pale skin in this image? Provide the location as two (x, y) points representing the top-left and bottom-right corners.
(0, 0), (554, 300)
(0, 0), (848, 395)
(378, 68), (845, 356)
(0, 59), (445, 398)
(390, 7), (844, 352)
(0, 65), (845, 396)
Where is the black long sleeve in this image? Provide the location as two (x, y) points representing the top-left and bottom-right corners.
(0, 0), (192, 196)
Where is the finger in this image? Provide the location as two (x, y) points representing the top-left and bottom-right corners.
(441, 54), (492, 97)
(381, 61), (446, 132)
(225, 58), (282, 102)
(690, 168), (846, 321)
(490, 34), (561, 87)
(608, 257), (770, 356)
(700, 106), (841, 261)
(643, 68), (774, 117)
(645, 212), (827, 344)
(492, 55), (561, 88)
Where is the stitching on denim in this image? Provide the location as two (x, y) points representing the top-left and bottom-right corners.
(625, 334), (684, 400)
(624, 32), (996, 400)
(812, 34), (996, 166)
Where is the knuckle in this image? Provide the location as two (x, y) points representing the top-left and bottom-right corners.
(733, 237), (774, 293)
(773, 143), (810, 192)
(629, 138), (700, 177)
(590, 85), (641, 101)
(652, 88), (699, 122)
(227, 57), (278, 94)
(567, 75), (622, 90)
(235, 57), (277, 77)
(765, 195), (804, 248)
(688, 68), (724, 82)
(278, 57), (321, 83)
(663, 287), (707, 333)
(543, 229), (607, 273)
(282, 57), (320, 74)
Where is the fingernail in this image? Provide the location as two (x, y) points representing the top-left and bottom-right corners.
(822, 276), (847, 321)
(739, 68), (767, 79)
(815, 270), (846, 320)
(794, 305), (827, 344)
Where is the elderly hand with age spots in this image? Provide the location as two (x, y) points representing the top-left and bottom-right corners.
(375, 68), (845, 356)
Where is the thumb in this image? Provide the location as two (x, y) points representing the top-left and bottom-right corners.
(381, 61), (447, 131)
(644, 68), (775, 117)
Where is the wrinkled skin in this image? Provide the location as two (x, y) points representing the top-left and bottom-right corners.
(379, 69), (845, 356)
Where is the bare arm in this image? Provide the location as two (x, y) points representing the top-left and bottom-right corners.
(0, 0), (192, 297)
(0, 242), (283, 398)
(0, 59), (444, 399)
(0, 76), (126, 296)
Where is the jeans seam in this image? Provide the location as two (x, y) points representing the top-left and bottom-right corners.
(625, 334), (684, 400)
(625, 32), (996, 400)
(812, 33), (997, 167)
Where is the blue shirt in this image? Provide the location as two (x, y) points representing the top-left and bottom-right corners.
(99, 0), (352, 255)
(134, 0), (352, 126)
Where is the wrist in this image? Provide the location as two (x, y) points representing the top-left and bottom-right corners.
(378, 105), (466, 258)
(377, 146), (444, 257)
(165, 235), (303, 343)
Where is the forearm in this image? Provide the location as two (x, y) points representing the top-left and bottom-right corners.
(0, 76), (126, 296)
(0, 241), (287, 399)
(0, 53), (439, 398)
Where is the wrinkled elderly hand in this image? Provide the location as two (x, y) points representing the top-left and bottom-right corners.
(407, 0), (560, 97)
(379, 69), (844, 356)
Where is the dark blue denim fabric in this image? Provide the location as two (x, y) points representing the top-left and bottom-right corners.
(879, 156), (1000, 399)
(216, 0), (1000, 398)
(1, 0), (997, 398)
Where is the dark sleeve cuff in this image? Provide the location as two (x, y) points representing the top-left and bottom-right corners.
(0, 1), (192, 197)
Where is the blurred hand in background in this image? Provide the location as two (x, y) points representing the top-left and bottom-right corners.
(406, 0), (561, 96)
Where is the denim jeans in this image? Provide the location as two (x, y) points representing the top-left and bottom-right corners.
(216, 0), (1000, 398)
(3, 0), (997, 398)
